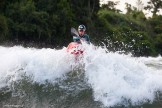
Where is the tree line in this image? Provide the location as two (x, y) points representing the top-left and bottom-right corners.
(0, 0), (162, 56)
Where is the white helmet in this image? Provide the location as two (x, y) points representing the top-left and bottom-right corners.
(78, 24), (86, 31)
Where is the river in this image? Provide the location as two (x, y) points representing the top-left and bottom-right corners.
(0, 45), (161, 108)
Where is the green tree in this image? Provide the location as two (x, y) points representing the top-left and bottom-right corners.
(148, 15), (162, 54)
(144, 0), (162, 17)
(70, 0), (99, 26)
(125, 3), (146, 21)
(5, 0), (37, 41)
(125, 3), (138, 15)
(155, 34), (162, 54)
(56, 0), (74, 45)
(0, 14), (8, 41)
(101, 1), (121, 13)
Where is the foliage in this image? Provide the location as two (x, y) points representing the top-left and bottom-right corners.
(147, 15), (162, 54)
(101, 1), (121, 13)
(96, 8), (157, 56)
(144, 0), (162, 17)
(0, 14), (8, 42)
(154, 34), (162, 54)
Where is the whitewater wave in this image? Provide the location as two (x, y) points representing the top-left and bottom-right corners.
(0, 45), (162, 107)
(83, 44), (162, 107)
(0, 46), (74, 87)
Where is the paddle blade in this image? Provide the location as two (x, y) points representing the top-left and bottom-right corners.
(71, 27), (79, 37)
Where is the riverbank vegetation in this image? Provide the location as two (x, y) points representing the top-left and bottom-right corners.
(0, 0), (162, 56)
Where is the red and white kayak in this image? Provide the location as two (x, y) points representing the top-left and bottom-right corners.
(67, 42), (83, 55)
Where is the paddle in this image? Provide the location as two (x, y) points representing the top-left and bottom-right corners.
(71, 27), (80, 38)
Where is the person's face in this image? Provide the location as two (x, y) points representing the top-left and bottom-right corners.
(78, 30), (85, 36)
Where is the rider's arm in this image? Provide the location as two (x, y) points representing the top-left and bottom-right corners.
(73, 36), (80, 42)
(85, 34), (90, 44)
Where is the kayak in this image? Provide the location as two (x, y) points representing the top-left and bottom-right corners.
(67, 42), (83, 56)
(67, 42), (85, 71)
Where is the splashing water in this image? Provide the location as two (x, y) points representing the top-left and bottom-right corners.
(83, 45), (162, 107)
(0, 46), (73, 86)
(0, 45), (162, 107)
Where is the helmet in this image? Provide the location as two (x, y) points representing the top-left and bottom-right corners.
(78, 24), (86, 31)
(73, 36), (80, 42)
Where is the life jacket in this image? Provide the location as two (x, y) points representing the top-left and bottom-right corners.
(73, 34), (90, 44)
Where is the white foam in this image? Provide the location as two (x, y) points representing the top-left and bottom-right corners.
(83, 44), (162, 107)
(0, 46), (73, 87)
(138, 56), (162, 70)
(0, 45), (162, 107)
